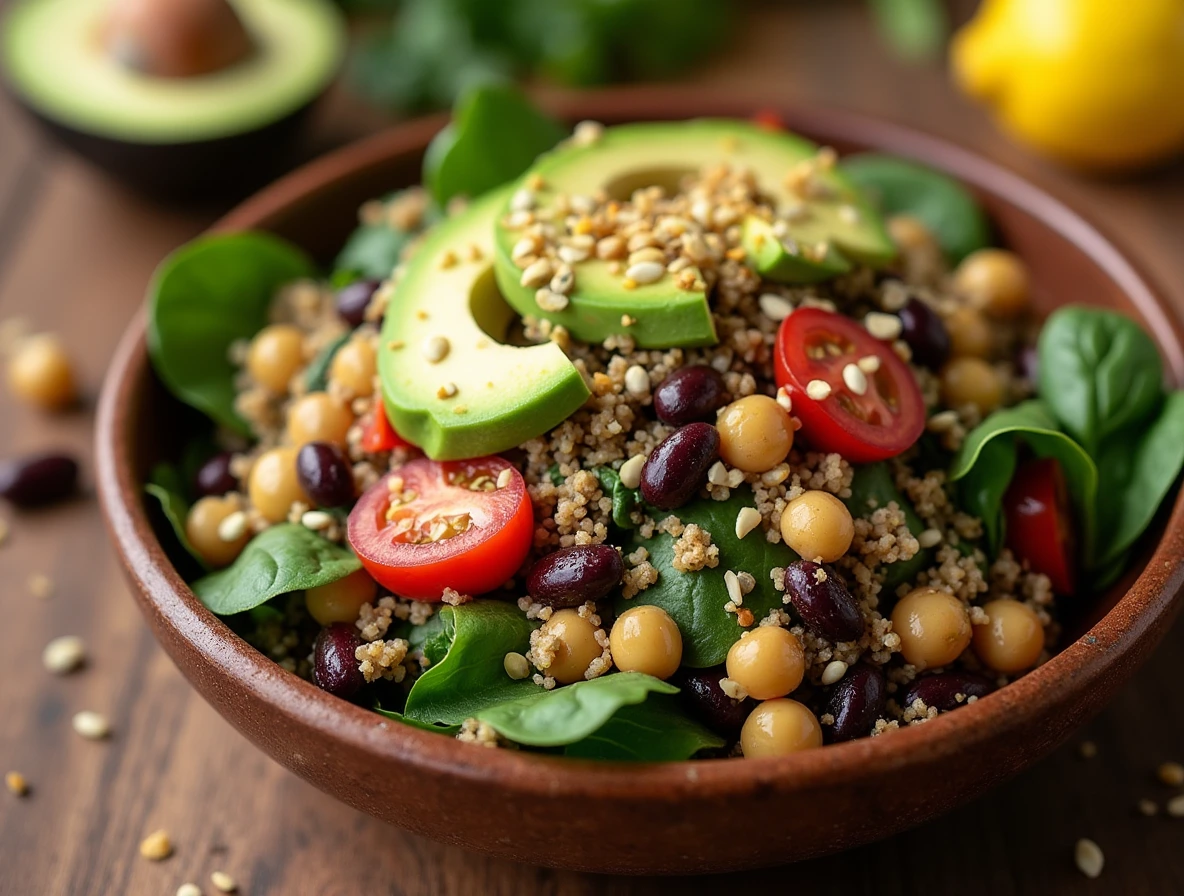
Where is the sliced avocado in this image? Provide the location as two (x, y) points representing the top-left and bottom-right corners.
(741, 216), (852, 284)
(492, 120), (894, 348)
(378, 187), (591, 461)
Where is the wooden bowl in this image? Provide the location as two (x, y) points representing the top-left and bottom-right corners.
(95, 88), (1184, 874)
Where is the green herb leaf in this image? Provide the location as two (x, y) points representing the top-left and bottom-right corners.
(844, 462), (933, 590)
(593, 466), (640, 529)
(563, 695), (724, 761)
(144, 463), (209, 571)
(423, 82), (566, 206)
(402, 602), (540, 726)
(333, 189), (443, 282)
(475, 672), (676, 748)
(1037, 306), (1163, 457)
(192, 524), (361, 616)
(616, 488), (797, 667)
(842, 153), (990, 262)
(303, 332), (350, 393)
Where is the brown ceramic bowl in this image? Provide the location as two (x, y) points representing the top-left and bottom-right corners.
(96, 88), (1184, 874)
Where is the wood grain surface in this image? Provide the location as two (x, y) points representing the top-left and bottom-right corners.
(2, 3), (1184, 894)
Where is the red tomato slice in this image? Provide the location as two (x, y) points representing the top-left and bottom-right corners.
(1004, 457), (1076, 594)
(361, 402), (413, 454)
(774, 307), (926, 462)
(347, 457), (534, 600)
(752, 109), (786, 131)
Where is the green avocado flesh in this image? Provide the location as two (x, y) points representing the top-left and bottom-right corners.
(492, 120), (894, 347)
(378, 187), (591, 461)
(1, 0), (345, 143)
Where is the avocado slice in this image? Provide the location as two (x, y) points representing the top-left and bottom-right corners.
(378, 187), (591, 461)
(492, 119), (894, 347)
(1, 0), (345, 197)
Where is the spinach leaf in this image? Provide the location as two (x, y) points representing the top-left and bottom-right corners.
(333, 189), (443, 282)
(374, 707), (460, 736)
(423, 82), (566, 206)
(845, 462), (933, 591)
(402, 602), (540, 726)
(562, 696), (724, 761)
(1093, 391), (1184, 567)
(407, 610), (453, 668)
(593, 466), (640, 529)
(304, 332), (350, 393)
(147, 232), (317, 436)
(1037, 306), (1163, 456)
(616, 488), (797, 667)
(955, 436), (1016, 554)
(192, 524), (361, 615)
(843, 153), (988, 261)
(475, 672), (676, 748)
(144, 463), (208, 571)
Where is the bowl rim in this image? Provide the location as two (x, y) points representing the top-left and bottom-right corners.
(96, 87), (1184, 803)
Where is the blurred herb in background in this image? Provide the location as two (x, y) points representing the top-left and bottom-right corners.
(868, 0), (948, 63)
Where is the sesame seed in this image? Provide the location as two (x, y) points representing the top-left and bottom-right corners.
(1158, 761), (1184, 786)
(691, 198), (712, 225)
(1138, 798), (1159, 816)
(72, 710), (111, 741)
(210, 871), (238, 893)
(535, 289), (569, 313)
(927, 410), (959, 432)
(842, 363), (868, 396)
(5, 771), (29, 797)
(719, 677), (748, 701)
(618, 455), (645, 490)
(217, 510), (247, 543)
(758, 293), (793, 321)
(723, 570), (743, 606)
(620, 314), (636, 327)
(821, 660), (849, 686)
(301, 510), (333, 531)
(549, 265), (575, 295)
(42, 635), (86, 675)
(503, 652), (531, 680)
(421, 335), (450, 364)
(775, 387), (793, 412)
(510, 236), (538, 263)
(496, 468), (513, 489)
(857, 354), (881, 374)
(139, 829), (173, 861)
(1167, 794), (1184, 817)
(519, 258), (554, 289)
(838, 204), (860, 224)
(503, 209), (534, 229)
(509, 188), (536, 212)
(625, 261), (664, 284)
(1074, 838), (1104, 879)
(557, 245), (589, 265)
(624, 365), (649, 396)
(571, 120), (603, 147)
(707, 461), (730, 486)
(918, 528), (944, 549)
(806, 379), (832, 401)
(177, 885), (202, 896)
(735, 507), (762, 540)
(865, 311), (903, 341)
(596, 235), (625, 259)
(436, 382), (458, 400)
(628, 247), (666, 266)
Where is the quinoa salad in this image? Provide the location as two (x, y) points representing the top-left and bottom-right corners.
(144, 90), (1184, 761)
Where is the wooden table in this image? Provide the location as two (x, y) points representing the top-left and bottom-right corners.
(3, 4), (1184, 893)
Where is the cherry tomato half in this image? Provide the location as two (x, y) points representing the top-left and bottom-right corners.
(1004, 456), (1076, 595)
(347, 456), (533, 600)
(361, 401), (413, 454)
(774, 307), (926, 462)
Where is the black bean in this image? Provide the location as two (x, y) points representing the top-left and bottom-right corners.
(526, 545), (623, 608)
(0, 453), (78, 508)
(898, 298), (951, 369)
(296, 442), (355, 508)
(652, 365), (729, 426)
(674, 666), (753, 735)
(823, 662), (887, 743)
(193, 451), (237, 498)
(313, 623), (365, 698)
(640, 422), (719, 510)
(901, 671), (994, 714)
(336, 279), (381, 328)
(782, 560), (864, 642)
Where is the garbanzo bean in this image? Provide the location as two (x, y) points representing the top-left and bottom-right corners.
(779, 490), (854, 563)
(972, 599), (1045, 673)
(945, 306), (993, 358)
(740, 699), (822, 758)
(306, 569), (378, 626)
(940, 356), (1003, 414)
(185, 495), (249, 568)
(609, 605), (683, 679)
(888, 215), (940, 255)
(248, 447), (308, 523)
(7, 334), (76, 410)
(891, 587), (972, 670)
(726, 626), (805, 700)
(953, 249), (1030, 318)
(715, 395), (795, 473)
(247, 324), (304, 393)
(538, 609), (602, 684)
(329, 338), (377, 398)
(287, 392), (353, 447)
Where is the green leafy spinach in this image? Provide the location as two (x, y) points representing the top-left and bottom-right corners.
(144, 463), (208, 571)
(333, 188), (443, 282)
(593, 466), (640, 529)
(303, 332), (350, 393)
(562, 695), (724, 761)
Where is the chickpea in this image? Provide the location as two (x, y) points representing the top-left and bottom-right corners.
(891, 587), (971, 670)
(972, 599), (1045, 673)
(888, 215), (940, 255)
(185, 495), (249, 568)
(248, 447), (308, 523)
(945, 306), (993, 358)
(940, 356), (1003, 415)
(538, 609), (603, 684)
(306, 569), (378, 626)
(329, 338), (377, 398)
(953, 249), (1030, 318)
(740, 699), (822, 759)
(247, 324), (304, 393)
(609, 605), (683, 680)
(726, 626), (805, 700)
(779, 490), (854, 563)
(7, 334), (76, 410)
(715, 395), (795, 473)
(287, 392), (353, 447)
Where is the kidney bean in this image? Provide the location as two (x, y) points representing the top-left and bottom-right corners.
(640, 422), (719, 510)
(527, 545), (623, 608)
(193, 451), (237, 498)
(0, 453), (78, 508)
(782, 560), (864, 642)
(823, 662), (886, 743)
(313, 623), (365, 698)
(675, 666), (753, 735)
(337, 279), (381, 328)
(296, 442), (355, 508)
(652, 365), (729, 426)
(901, 671), (995, 714)
(898, 297), (950, 369)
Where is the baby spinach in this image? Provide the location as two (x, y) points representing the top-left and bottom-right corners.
(842, 153), (990, 262)
(402, 601), (540, 726)
(954, 436), (1016, 554)
(474, 672), (676, 748)
(304, 332), (350, 393)
(192, 524), (361, 616)
(423, 83), (566, 206)
(148, 232), (317, 436)
(374, 707), (460, 736)
(1037, 306), (1163, 457)
(144, 463), (208, 571)
(616, 488), (798, 667)
(562, 696), (724, 761)
(845, 462), (933, 591)
(333, 189), (443, 282)
(593, 466), (640, 529)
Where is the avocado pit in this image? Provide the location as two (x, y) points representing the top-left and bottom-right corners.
(103, 0), (254, 78)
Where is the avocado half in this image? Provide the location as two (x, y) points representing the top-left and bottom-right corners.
(0, 0), (346, 198)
